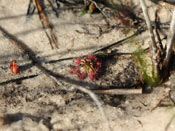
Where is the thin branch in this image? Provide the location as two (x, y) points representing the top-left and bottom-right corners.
(93, 30), (144, 54)
(88, 0), (109, 25)
(155, 10), (163, 50)
(26, 0), (36, 21)
(35, 0), (59, 49)
(92, 88), (142, 95)
(140, 0), (159, 74)
(151, 93), (169, 112)
(169, 71), (175, 105)
(140, 0), (157, 52)
(0, 74), (38, 86)
(47, 0), (59, 17)
(164, 10), (175, 67)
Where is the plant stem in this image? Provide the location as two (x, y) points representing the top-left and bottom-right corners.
(140, 0), (159, 74)
(92, 88), (142, 95)
(165, 10), (175, 67)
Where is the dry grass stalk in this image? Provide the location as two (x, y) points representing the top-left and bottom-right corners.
(164, 10), (175, 67)
(26, 0), (36, 20)
(47, 0), (59, 17)
(88, 0), (109, 25)
(35, 0), (59, 49)
(92, 88), (142, 95)
(140, 0), (159, 74)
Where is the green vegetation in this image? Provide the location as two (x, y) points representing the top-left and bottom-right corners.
(132, 47), (161, 87)
(78, 10), (88, 18)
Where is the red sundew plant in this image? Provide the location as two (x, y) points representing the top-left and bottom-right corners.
(70, 55), (102, 81)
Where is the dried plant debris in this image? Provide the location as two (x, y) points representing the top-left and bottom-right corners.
(26, 0), (36, 20)
(35, 0), (59, 49)
(26, 0), (59, 49)
(101, 0), (143, 33)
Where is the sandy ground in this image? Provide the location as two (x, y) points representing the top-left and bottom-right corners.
(0, 0), (175, 131)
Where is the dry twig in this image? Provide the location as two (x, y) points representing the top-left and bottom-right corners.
(88, 0), (109, 25)
(92, 88), (142, 95)
(47, 0), (59, 17)
(155, 10), (163, 50)
(169, 71), (175, 105)
(0, 74), (38, 85)
(93, 30), (144, 53)
(164, 10), (175, 67)
(140, 0), (159, 73)
(151, 93), (169, 112)
(35, 0), (59, 49)
(26, 0), (36, 21)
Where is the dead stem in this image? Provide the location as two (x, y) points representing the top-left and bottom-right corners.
(47, 0), (59, 17)
(155, 10), (163, 50)
(164, 10), (175, 67)
(88, 0), (109, 25)
(92, 88), (142, 95)
(93, 30), (144, 53)
(169, 71), (175, 105)
(140, 0), (159, 75)
(35, 0), (59, 49)
(151, 94), (169, 112)
(26, 0), (36, 21)
(0, 74), (38, 86)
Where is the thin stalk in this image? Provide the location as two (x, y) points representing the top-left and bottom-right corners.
(140, 0), (159, 74)
(165, 10), (175, 67)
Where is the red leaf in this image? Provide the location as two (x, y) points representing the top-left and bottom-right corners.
(96, 61), (102, 67)
(75, 58), (82, 65)
(89, 73), (96, 81)
(79, 72), (87, 79)
(71, 68), (80, 74)
(88, 55), (97, 60)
